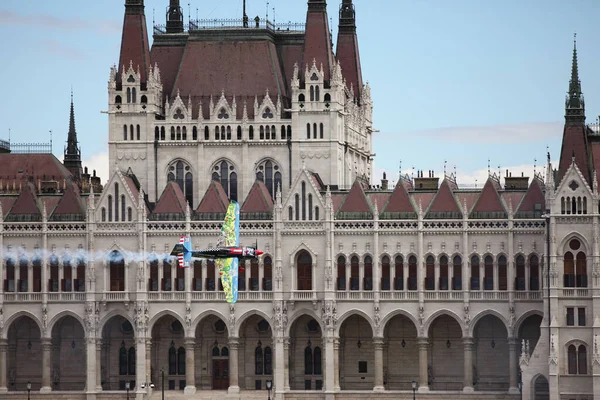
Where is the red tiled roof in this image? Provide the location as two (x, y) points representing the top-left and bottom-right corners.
(516, 179), (545, 215)
(43, 197), (62, 215)
(425, 179), (462, 216)
(0, 154), (72, 182)
(280, 43), (305, 96)
(410, 192), (435, 212)
(303, 7), (334, 82)
(368, 192), (390, 212)
(500, 192), (525, 212)
(118, 10), (151, 83)
(171, 40), (286, 103)
(9, 183), (39, 215)
(196, 181), (230, 213)
(336, 29), (363, 97)
(557, 125), (590, 186)
(49, 184), (84, 216)
(455, 192), (480, 214)
(331, 193), (346, 212)
(150, 44), (186, 99)
(0, 197), (16, 218)
(338, 180), (371, 214)
(153, 181), (187, 214)
(470, 178), (506, 214)
(381, 181), (415, 214)
(240, 180), (274, 214)
(590, 141), (600, 184)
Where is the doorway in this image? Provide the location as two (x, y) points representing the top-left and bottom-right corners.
(212, 359), (229, 390)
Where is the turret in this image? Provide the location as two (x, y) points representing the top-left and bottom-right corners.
(336, 0), (363, 100)
(166, 0), (184, 34)
(63, 91), (83, 181)
(118, 0), (151, 86)
(302, 0), (335, 83)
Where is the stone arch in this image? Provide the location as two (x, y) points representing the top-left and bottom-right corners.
(233, 309), (274, 337)
(49, 314), (87, 390)
(437, 252), (450, 262)
(558, 231), (591, 255)
(209, 157), (238, 175)
(530, 373), (549, 400)
(3, 311), (42, 339)
(164, 157), (195, 176)
(98, 310), (135, 335)
(102, 248), (132, 267)
(190, 309), (228, 334)
(379, 252), (392, 262)
(147, 310), (186, 335)
(47, 310), (87, 338)
(285, 308), (324, 337)
(422, 309), (464, 337)
(514, 310), (543, 336)
(380, 309), (420, 336)
(335, 309), (375, 337)
(468, 310), (510, 337)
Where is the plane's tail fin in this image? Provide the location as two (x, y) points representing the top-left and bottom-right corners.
(171, 235), (192, 268)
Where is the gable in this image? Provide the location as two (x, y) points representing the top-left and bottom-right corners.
(283, 167), (325, 221)
(240, 180), (273, 218)
(515, 179), (545, 218)
(470, 179), (506, 219)
(95, 169), (144, 222)
(50, 184), (85, 221)
(6, 183), (40, 221)
(380, 181), (416, 219)
(425, 179), (462, 219)
(153, 181), (187, 216)
(196, 180), (230, 217)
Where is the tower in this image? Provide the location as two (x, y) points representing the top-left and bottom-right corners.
(336, 0), (363, 99)
(166, 0), (184, 34)
(63, 91), (82, 181)
(303, 0), (335, 82)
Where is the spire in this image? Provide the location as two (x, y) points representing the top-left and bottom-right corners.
(565, 33), (585, 123)
(166, 0), (184, 33)
(118, 0), (151, 84)
(303, 0), (334, 82)
(336, 0), (363, 99)
(63, 91), (82, 181)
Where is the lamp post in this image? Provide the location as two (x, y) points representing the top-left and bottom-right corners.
(26, 381), (31, 400)
(411, 379), (417, 400)
(125, 381), (130, 399)
(266, 379), (272, 400)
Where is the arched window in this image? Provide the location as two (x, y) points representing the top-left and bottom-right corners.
(288, 206), (293, 220)
(101, 207), (106, 222)
(115, 183), (120, 222)
(568, 345), (577, 374)
(155, 126), (159, 140)
(452, 255), (462, 290)
(578, 345), (587, 374)
(255, 160), (281, 200)
(255, 345), (264, 375)
(471, 255), (480, 290)
(308, 194), (313, 220)
(299, 93), (305, 103)
(324, 93), (331, 103)
(408, 255), (417, 290)
(221, 125), (226, 140)
(221, 347), (229, 357)
(263, 256), (273, 291)
(212, 160), (238, 201)
(350, 256), (359, 290)
(583, 197), (588, 214)
(121, 195), (126, 222)
(576, 252), (587, 287)
(168, 160), (193, 207)
(161, 126), (165, 140)
(302, 182), (307, 220)
(484, 255), (494, 290)
(313, 123), (317, 139)
(304, 345), (313, 374)
(115, 95), (122, 104)
(249, 126), (254, 140)
(178, 346), (186, 375)
(128, 346), (136, 375)
(315, 207), (319, 220)
(169, 342), (177, 375)
(287, 125), (292, 139)
(204, 126), (209, 140)
(237, 126), (242, 140)
(564, 251), (575, 287)
(439, 255), (448, 290)
(394, 255), (404, 290)
(530, 254), (540, 290)
(119, 342), (128, 375)
(310, 86), (315, 102)
(425, 255), (434, 290)
(265, 125), (270, 140)
(281, 125), (286, 140)
(561, 197), (565, 214)
(337, 256), (346, 290)
(108, 195), (113, 221)
(128, 207), (132, 222)
(381, 255), (390, 291)
(141, 95), (147, 104)
(315, 86), (320, 102)
(127, 87), (131, 103)
(192, 126), (197, 140)
(319, 123), (324, 139)
(171, 126), (175, 140)
(295, 194), (300, 220)
(264, 347), (272, 375)
(307, 123), (311, 139)
(297, 251), (312, 290)
(227, 126), (231, 140)
(123, 125), (127, 140)
(109, 251), (125, 291)
(313, 346), (322, 375)
(136, 124), (140, 140)
(215, 126), (219, 140)
(364, 255), (373, 290)
(498, 255), (507, 290)
(131, 87), (136, 103)
(516, 255), (525, 290)
(260, 126), (265, 140)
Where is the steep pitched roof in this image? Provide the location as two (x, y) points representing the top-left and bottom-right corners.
(0, 154), (72, 182)
(7, 183), (40, 217)
(337, 180), (372, 217)
(118, 0), (151, 84)
(380, 181), (416, 218)
(515, 178), (545, 218)
(336, 0), (363, 97)
(470, 178), (506, 218)
(557, 125), (590, 186)
(49, 184), (85, 219)
(196, 180), (230, 214)
(150, 44), (186, 100)
(425, 179), (462, 218)
(240, 180), (274, 214)
(153, 181), (187, 215)
(303, 0), (335, 82)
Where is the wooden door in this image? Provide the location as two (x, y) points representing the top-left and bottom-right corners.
(212, 360), (229, 390)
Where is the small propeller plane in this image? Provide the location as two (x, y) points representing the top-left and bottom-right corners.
(169, 201), (263, 303)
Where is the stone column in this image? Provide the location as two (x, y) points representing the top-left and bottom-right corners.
(373, 337), (384, 391)
(324, 333), (335, 394)
(333, 338), (340, 391)
(228, 337), (240, 393)
(463, 337), (474, 392)
(184, 338), (196, 394)
(145, 340), (152, 387)
(85, 338), (97, 393)
(417, 337), (429, 391)
(40, 338), (52, 392)
(135, 336), (147, 392)
(0, 339), (7, 393)
(96, 339), (102, 391)
(274, 336), (285, 396)
(508, 338), (519, 393)
(283, 338), (290, 391)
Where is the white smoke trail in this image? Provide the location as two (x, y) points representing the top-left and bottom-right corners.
(1, 247), (177, 264)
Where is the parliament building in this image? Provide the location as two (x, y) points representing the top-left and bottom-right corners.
(0, 0), (597, 399)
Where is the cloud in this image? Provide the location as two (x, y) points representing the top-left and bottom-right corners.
(0, 9), (120, 35)
(40, 39), (85, 60)
(83, 152), (109, 186)
(379, 121), (563, 144)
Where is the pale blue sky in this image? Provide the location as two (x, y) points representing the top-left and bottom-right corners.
(1, 0), (599, 186)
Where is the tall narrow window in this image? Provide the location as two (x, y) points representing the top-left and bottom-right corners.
(310, 86), (315, 102)
(304, 345), (313, 374)
(307, 123), (311, 139)
(578, 345), (587, 374)
(204, 126), (209, 140)
(568, 345), (577, 374)
(121, 195), (126, 222)
(130, 125), (134, 140)
(308, 194), (313, 220)
(161, 126), (165, 140)
(498, 255), (507, 290)
(255, 345), (264, 375)
(516, 255), (525, 290)
(211, 160), (238, 202)
(484, 255), (493, 290)
(119, 342), (128, 375)
(169, 342), (177, 375)
(452, 255), (462, 290)
(182, 126), (187, 140)
(128, 347), (136, 375)
(108, 195), (113, 221)
(264, 347), (272, 375)
(178, 347), (186, 375)
(123, 125), (128, 140)
(136, 124), (140, 140)
(132, 87), (136, 103)
(439, 255), (448, 290)
(313, 347), (322, 375)
(364, 256), (373, 290)
(127, 88), (131, 103)
(315, 86), (320, 102)
(193, 126), (198, 140)
(237, 126), (242, 140)
(530, 255), (540, 290)
(320, 123), (324, 139)
(302, 182), (306, 220)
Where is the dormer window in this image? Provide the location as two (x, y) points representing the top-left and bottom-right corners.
(218, 108), (229, 119)
(262, 108), (274, 119)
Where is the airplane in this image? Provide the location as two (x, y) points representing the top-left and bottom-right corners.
(169, 201), (263, 304)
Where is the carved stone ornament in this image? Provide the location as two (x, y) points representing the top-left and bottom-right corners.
(228, 304), (236, 331)
(594, 335), (600, 367)
(272, 301), (288, 333)
(321, 300), (338, 330)
(373, 303), (381, 328)
(185, 305), (192, 329)
(519, 339), (530, 367)
(0, 307), (4, 336)
(133, 301), (149, 332)
(137, 264), (144, 283)
(508, 306), (516, 331)
(549, 334), (558, 366)
(42, 305), (48, 333)
(418, 306), (425, 328)
(463, 305), (470, 327)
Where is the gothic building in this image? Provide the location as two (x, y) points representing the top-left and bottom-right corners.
(0, 1), (597, 399)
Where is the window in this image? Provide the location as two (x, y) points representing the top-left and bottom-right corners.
(136, 124), (140, 140)
(452, 255), (462, 290)
(304, 345), (313, 374)
(169, 342), (177, 375)
(264, 347), (272, 375)
(313, 347), (322, 375)
(568, 344), (588, 375)
(364, 255), (373, 290)
(237, 126), (242, 140)
(119, 342), (128, 375)
(425, 255), (434, 290)
(255, 160), (282, 199)
(255, 344), (264, 375)
(193, 126), (198, 140)
(161, 126), (165, 140)
(109, 251), (125, 291)
(168, 160), (193, 207)
(567, 308), (574, 326)
(471, 255), (480, 290)
(297, 251), (312, 290)
(212, 160), (238, 201)
(123, 125), (127, 140)
(101, 207), (106, 222)
(337, 256), (346, 290)
(439, 255), (448, 290)
(115, 183), (120, 222)
(578, 308), (586, 326)
(263, 256), (272, 291)
(306, 123), (311, 139)
(204, 126), (209, 140)
(178, 347), (186, 375)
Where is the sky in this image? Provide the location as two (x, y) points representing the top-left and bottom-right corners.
(1, 0), (600, 188)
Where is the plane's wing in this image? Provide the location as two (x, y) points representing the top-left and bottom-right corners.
(219, 201), (240, 248)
